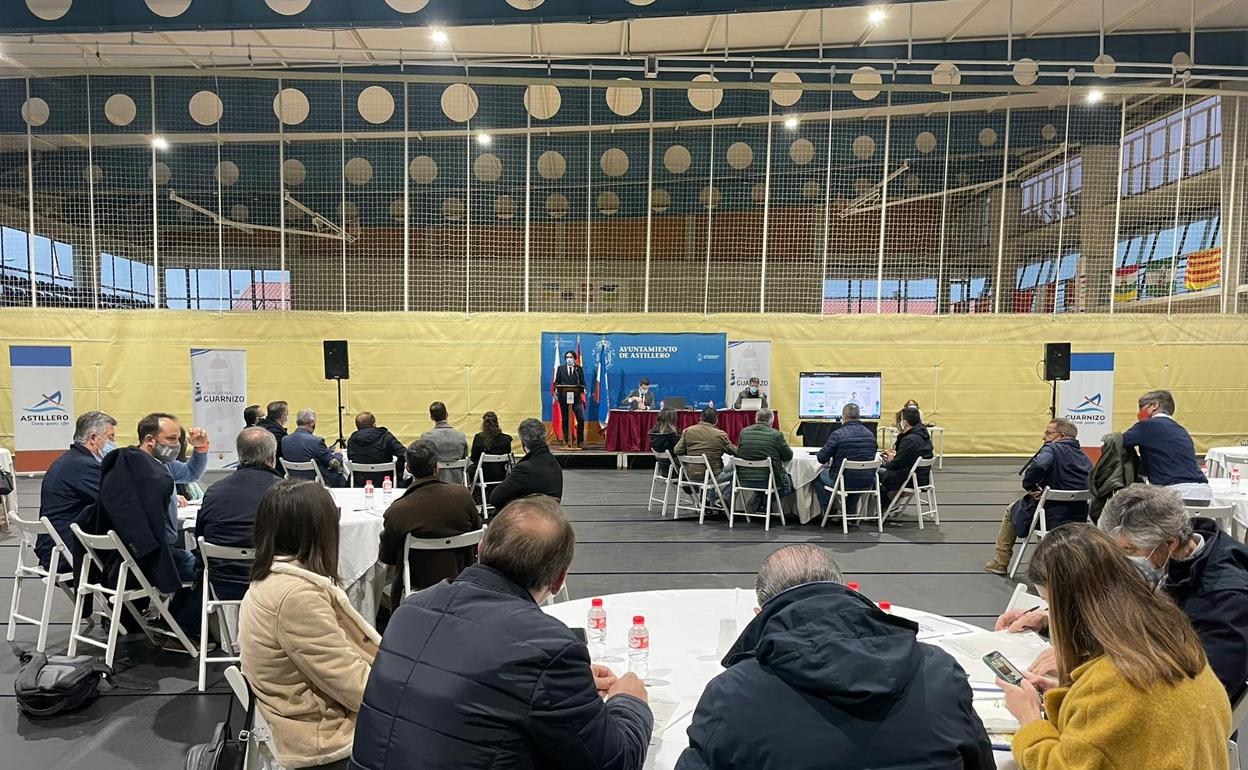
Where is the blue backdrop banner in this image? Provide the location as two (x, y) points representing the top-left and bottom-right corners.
(540, 332), (727, 422)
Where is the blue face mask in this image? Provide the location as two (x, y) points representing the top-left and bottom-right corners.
(101, 440), (117, 456)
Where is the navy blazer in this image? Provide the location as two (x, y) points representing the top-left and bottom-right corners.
(281, 428), (345, 485)
(815, 421), (879, 491)
(37, 443), (102, 571)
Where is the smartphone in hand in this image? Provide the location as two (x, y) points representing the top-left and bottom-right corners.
(983, 650), (1026, 686)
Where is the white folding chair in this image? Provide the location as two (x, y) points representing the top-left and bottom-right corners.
(728, 458), (786, 531)
(473, 453), (514, 519)
(542, 580), (571, 607)
(1186, 502), (1239, 541)
(1229, 682), (1248, 770)
(883, 456), (940, 529)
(224, 666), (284, 770)
(348, 460), (397, 488)
(673, 455), (728, 524)
(0, 450), (16, 527)
(648, 449), (679, 517)
(1008, 488), (1092, 579)
(6, 513), (77, 652)
(1004, 582), (1049, 615)
(439, 458), (471, 488)
(68, 524), (199, 667)
(820, 458), (884, 533)
(281, 458), (326, 486)
(402, 528), (485, 596)
(198, 538), (253, 692)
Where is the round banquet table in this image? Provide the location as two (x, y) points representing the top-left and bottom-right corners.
(1210, 477), (1248, 541)
(605, 409), (780, 453)
(543, 589), (1017, 769)
(178, 486), (389, 619)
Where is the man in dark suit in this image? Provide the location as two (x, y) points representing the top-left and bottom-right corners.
(623, 378), (656, 411)
(377, 438), (482, 604)
(553, 350), (586, 448)
(37, 410), (116, 571)
(255, 400), (289, 474)
(281, 407), (348, 487)
(195, 427), (284, 599)
(347, 411), (407, 487)
(489, 418), (564, 511)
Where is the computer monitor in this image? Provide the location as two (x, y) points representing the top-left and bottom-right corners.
(662, 396), (688, 410)
(798, 372), (883, 421)
(739, 397), (763, 411)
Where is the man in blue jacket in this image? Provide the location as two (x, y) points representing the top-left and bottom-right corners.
(37, 410), (116, 571)
(350, 496), (652, 770)
(676, 544), (994, 770)
(281, 407), (348, 487)
(985, 418), (1093, 575)
(1123, 389), (1211, 500)
(814, 403), (879, 522)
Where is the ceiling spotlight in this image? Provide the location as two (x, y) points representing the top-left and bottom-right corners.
(476, 132), (492, 146)
(1085, 89), (1104, 104)
(784, 115), (800, 130)
(151, 136), (169, 150)
(867, 7), (887, 25)
(430, 27), (448, 45)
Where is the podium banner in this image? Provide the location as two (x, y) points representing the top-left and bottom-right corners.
(191, 348), (248, 469)
(10, 345), (75, 471)
(1058, 352), (1115, 448)
(540, 332), (727, 421)
(727, 340), (771, 399)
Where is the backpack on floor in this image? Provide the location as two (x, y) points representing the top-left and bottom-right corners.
(14, 652), (112, 718)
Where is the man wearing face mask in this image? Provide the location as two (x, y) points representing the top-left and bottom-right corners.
(1122, 389), (1211, 501)
(37, 410), (117, 572)
(623, 378), (656, 411)
(553, 351), (586, 448)
(733, 377), (769, 410)
(879, 407), (933, 515)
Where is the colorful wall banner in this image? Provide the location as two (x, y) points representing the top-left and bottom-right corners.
(9, 345), (75, 471)
(1058, 352), (1115, 449)
(191, 348), (248, 469)
(727, 340), (772, 399)
(540, 332), (727, 422)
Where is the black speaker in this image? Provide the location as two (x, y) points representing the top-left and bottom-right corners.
(1044, 342), (1071, 381)
(324, 340), (349, 380)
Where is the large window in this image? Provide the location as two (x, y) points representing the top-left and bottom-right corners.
(1, 224), (77, 306)
(165, 268), (291, 310)
(1020, 156), (1082, 225)
(1121, 97), (1221, 197)
(100, 252), (155, 305)
(1114, 216), (1222, 300)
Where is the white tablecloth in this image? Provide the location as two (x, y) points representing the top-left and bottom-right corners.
(1209, 478), (1248, 541)
(543, 588), (1016, 770)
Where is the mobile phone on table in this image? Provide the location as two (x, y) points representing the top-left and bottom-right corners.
(982, 651), (1025, 686)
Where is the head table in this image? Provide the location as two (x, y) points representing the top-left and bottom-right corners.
(543, 588), (1018, 770)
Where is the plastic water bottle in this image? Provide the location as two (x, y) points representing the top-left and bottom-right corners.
(627, 615), (650, 679)
(587, 598), (607, 656)
(847, 582), (860, 593)
(381, 475), (393, 505)
(364, 480), (375, 510)
(878, 601), (892, 613)
(1234, 467), (1241, 490)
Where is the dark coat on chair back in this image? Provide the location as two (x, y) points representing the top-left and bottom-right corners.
(883, 424), (934, 492)
(376, 477), (483, 601)
(347, 426), (406, 487)
(348, 564), (653, 770)
(487, 444), (563, 511)
(80, 447), (182, 594)
(675, 583), (995, 770)
(1088, 433), (1139, 522)
(194, 463), (284, 596)
(37, 443), (103, 571)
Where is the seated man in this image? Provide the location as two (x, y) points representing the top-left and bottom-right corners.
(622, 378), (656, 411)
(733, 407), (794, 501)
(1123, 389), (1210, 500)
(985, 418), (1092, 575)
(676, 544), (994, 770)
(733, 377), (768, 410)
(813, 403), (879, 519)
(378, 438), (482, 603)
(243, 404), (261, 428)
(674, 405), (736, 480)
(37, 410), (116, 571)
(280, 408), (348, 487)
(347, 411), (406, 488)
(350, 496), (652, 770)
(255, 400), (289, 474)
(880, 406), (933, 511)
(420, 401), (469, 485)
(489, 418), (563, 511)
(195, 427), (283, 600)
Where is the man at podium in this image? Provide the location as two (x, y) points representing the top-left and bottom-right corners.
(733, 377), (769, 410)
(554, 350), (586, 448)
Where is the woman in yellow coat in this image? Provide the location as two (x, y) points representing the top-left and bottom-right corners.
(999, 524), (1231, 770)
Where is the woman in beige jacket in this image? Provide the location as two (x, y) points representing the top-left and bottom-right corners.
(239, 480), (381, 769)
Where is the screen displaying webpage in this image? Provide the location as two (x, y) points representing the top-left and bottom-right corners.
(798, 372), (882, 420)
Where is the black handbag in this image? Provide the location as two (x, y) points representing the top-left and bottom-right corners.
(185, 678), (255, 770)
(0, 468), (15, 497)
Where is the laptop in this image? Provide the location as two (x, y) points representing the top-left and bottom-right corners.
(739, 397), (763, 411)
(662, 397), (688, 410)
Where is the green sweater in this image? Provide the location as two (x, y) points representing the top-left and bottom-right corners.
(734, 423), (793, 487)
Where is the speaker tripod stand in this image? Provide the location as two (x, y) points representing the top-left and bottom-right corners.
(333, 376), (346, 449)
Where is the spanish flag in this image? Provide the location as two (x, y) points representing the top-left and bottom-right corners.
(1183, 247), (1221, 291)
(1114, 265), (1139, 302)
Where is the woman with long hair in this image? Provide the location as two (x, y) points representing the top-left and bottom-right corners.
(648, 406), (682, 474)
(238, 480), (380, 770)
(469, 410), (513, 486)
(1000, 524), (1230, 770)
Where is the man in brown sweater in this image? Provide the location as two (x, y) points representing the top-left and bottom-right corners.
(378, 438), (482, 605)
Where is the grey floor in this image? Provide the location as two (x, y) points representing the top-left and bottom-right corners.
(1, 458), (1024, 768)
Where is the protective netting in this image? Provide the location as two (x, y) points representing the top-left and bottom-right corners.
(0, 70), (1242, 315)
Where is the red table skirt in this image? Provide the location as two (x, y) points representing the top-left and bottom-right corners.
(604, 409), (781, 452)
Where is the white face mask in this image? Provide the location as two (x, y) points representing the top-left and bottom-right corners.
(639, 387), (648, 394)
